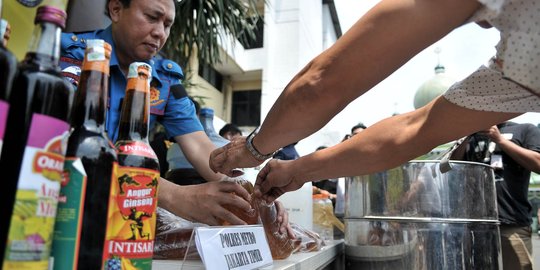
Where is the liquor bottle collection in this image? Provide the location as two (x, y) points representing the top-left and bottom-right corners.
(0, 4), (160, 270)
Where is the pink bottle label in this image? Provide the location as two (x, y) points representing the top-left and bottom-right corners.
(0, 100), (8, 144)
(3, 113), (69, 270)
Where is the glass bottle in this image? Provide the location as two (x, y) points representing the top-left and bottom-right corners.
(313, 193), (334, 242)
(0, 0), (18, 128)
(50, 39), (117, 270)
(105, 62), (160, 269)
(199, 107), (229, 147)
(1, 6), (73, 269)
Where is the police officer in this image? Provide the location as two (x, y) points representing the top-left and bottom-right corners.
(59, 0), (258, 226)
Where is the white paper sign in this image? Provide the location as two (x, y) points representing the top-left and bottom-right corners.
(195, 225), (273, 270)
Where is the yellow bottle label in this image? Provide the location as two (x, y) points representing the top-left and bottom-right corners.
(102, 166), (159, 270)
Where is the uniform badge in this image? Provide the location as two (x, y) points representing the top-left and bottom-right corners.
(150, 86), (165, 106)
(62, 65), (81, 87)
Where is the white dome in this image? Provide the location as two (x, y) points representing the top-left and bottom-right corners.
(413, 66), (456, 109)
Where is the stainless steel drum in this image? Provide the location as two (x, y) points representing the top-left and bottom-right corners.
(344, 160), (502, 269)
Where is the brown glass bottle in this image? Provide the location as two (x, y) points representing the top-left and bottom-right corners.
(49, 39), (117, 270)
(0, 0), (18, 150)
(1, 6), (73, 269)
(104, 62), (160, 270)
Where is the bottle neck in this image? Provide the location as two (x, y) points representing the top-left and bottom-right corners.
(25, 21), (61, 68)
(117, 79), (150, 142)
(201, 113), (218, 136)
(70, 70), (109, 132)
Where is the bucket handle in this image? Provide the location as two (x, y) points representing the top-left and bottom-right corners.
(437, 136), (469, 173)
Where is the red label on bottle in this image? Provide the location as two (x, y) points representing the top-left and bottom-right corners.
(116, 141), (158, 159)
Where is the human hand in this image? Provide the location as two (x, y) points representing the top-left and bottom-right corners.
(161, 180), (252, 226)
(479, 125), (503, 143)
(274, 200), (296, 239)
(210, 136), (264, 176)
(254, 159), (304, 203)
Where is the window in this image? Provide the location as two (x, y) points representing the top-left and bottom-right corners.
(199, 63), (223, 91)
(232, 90), (261, 126)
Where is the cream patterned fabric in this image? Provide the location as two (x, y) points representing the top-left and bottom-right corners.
(444, 0), (540, 113)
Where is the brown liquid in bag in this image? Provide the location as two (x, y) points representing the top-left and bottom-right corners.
(253, 198), (294, 260)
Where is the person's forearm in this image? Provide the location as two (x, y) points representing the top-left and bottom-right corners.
(157, 178), (184, 214)
(175, 132), (224, 182)
(496, 139), (540, 173)
(283, 99), (517, 184)
(253, 0), (481, 154)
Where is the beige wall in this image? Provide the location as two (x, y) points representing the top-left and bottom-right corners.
(4, 0), (69, 59)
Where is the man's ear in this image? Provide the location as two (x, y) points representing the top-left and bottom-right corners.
(108, 0), (123, 22)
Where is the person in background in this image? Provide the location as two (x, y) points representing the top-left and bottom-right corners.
(165, 97), (205, 185)
(210, 0), (540, 208)
(60, 0), (292, 232)
(149, 122), (172, 177)
(351, 122), (367, 137)
(273, 142), (300, 161)
(452, 122), (540, 270)
(312, 146), (337, 197)
(219, 123), (242, 141)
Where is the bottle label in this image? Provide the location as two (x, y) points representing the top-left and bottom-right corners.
(50, 158), (118, 270)
(116, 140), (158, 159)
(103, 166), (159, 270)
(3, 114), (69, 270)
(0, 100), (8, 152)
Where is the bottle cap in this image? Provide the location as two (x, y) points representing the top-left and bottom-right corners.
(85, 39), (112, 61)
(127, 62), (152, 80)
(35, 6), (67, 29)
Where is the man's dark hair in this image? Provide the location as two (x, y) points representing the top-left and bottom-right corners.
(219, 123), (242, 137)
(105, 0), (131, 17)
(105, 0), (176, 17)
(351, 122), (367, 133)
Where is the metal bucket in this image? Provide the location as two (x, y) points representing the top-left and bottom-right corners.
(344, 160), (502, 269)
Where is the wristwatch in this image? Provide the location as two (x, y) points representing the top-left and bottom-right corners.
(246, 127), (278, 161)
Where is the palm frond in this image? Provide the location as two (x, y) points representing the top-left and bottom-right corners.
(163, 0), (263, 68)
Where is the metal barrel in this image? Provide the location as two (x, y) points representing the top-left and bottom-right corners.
(344, 160), (502, 269)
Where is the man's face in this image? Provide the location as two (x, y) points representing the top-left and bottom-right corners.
(110, 0), (175, 64)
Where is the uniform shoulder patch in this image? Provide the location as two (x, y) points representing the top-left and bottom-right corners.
(156, 59), (184, 79)
(170, 84), (188, 99)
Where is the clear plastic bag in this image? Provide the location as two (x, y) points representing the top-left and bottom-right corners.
(253, 198), (295, 260)
(290, 223), (325, 253)
(153, 207), (204, 260)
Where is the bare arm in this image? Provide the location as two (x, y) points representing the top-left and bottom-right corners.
(488, 126), (540, 173)
(211, 0), (486, 175)
(255, 98), (520, 202)
(252, 0), (484, 154)
(175, 131), (223, 182)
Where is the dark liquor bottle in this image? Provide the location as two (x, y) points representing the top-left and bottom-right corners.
(104, 62), (160, 270)
(0, 0), (18, 151)
(50, 39), (117, 270)
(1, 6), (73, 270)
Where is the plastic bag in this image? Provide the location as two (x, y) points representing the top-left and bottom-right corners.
(153, 207), (204, 260)
(290, 223), (325, 253)
(253, 197), (295, 260)
(219, 178), (259, 226)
